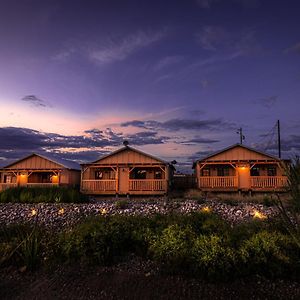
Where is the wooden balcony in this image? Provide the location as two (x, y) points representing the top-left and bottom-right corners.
(250, 176), (288, 190)
(199, 176), (238, 189)
(81, 180), (116, 193)
(129, 179), (167, 192)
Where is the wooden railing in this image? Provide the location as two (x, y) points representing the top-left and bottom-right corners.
(250, 176), (287, 189)
(81, 180), (116, 192)
(199, 176), (237, 188)
(129, 179), (167, 191)
(0, 183), (18, 191)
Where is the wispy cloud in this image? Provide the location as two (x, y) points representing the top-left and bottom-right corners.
(121, 118), (236, 132)
(254, 95), (278, 108)
(285, 42), (300, 54)
(196, 0), (260, 9)
(153, 55), (184, 71)
(88, 30), (167, 64)
(21, 95), (52, 108)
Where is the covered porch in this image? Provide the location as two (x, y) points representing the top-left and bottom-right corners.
(0, 169), (60, 191)
(81, 165), (169, 195)
(197, 161), (288, 192)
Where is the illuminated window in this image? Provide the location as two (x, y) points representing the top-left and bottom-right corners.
(4, 175), (12, 183)
(133, 169), (147, 179)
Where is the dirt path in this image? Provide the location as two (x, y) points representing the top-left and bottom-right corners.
(1, 263), (300, 300)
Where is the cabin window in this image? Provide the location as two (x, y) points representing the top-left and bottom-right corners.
(133, 170), (147, 179)
(95, 169), (115, 180)
(201, 168), (210, 176)
(154, 171), (162, 179)
(250, 167), (260, 176)
(4, 175), (12, 183)
(217, 166), (229, 176)
(267, 166), (277, 176)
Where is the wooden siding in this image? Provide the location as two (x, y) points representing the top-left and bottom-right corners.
(5, 155), (63, 170)
(204, 146), (276, 162)
(93, 148), (163, 165)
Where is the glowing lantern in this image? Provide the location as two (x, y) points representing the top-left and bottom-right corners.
(201, 206), (211, 213)
(31, 209), (37, 216)
(58, 208), (65, 215)
(100, 208), (107, 215)
(253, 210), (267, 219)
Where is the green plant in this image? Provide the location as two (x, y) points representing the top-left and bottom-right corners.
(149, 224), (194, 271)
(115, 200), (129, 209)
(239, 231), (293, 276)
(192, 234), (235, 280)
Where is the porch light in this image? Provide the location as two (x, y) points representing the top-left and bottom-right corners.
(58, 208), (64, 215)
(253, 210), (267, 219)
(201, 206), (211, 213)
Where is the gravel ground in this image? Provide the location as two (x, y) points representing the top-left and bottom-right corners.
(0, 198), (278, 229)
(1, 257), (300, 300)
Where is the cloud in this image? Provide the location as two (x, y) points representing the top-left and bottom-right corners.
(88, 30), (166, 64)
(196, 26), (230, 51)
(255, 95), (278, 108)
(179, 137), (220, 145)
(0, 126), (169, 163)
(285, 42), (300, 54)
(21, 95), (52, 108)
(196, 0), (220, 9)
(121, 118), (236, 132)
(196, 0), (260, 9)
(153, 55), (184, 71)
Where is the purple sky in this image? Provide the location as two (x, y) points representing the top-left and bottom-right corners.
(0, 0), (300, 172)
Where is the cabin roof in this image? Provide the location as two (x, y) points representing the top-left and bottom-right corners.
(83, 145), (169, 165)
(195, 143), (283, 163)
(2, 153), (81, 171)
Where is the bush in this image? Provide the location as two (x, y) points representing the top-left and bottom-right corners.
(115, 200), (129, 209)
(192, 234), (236, 280)
(239, 231), (295, 277)
(149, 224), (195, 271)
(0, 187), (87, 203)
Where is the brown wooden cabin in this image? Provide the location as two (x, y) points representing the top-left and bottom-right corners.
(0, 153), (81, 191)
(194, 144), (289, 192)
(81, 145), (173, 195)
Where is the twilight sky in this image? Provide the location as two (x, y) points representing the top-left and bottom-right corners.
(0, 0), (300, 172)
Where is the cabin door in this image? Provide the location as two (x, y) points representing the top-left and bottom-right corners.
(238, 166), (250, 190)
(119, 167), (129, 194)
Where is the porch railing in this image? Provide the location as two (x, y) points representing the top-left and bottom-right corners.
(81, 180), (116, 192)
(199, 176), (237, 188)
(129, 179), (167, 191)
(0, 183), (18, 191)
(250, 176), (288, 189)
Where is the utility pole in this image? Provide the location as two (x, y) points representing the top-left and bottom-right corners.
(277, 120), (281, 158)
(237, 128), (245, 144)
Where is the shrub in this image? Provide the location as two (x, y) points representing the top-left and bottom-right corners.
(149, 224), (195, 271)
(192, 234), (236, 280)
(115, 200), (129, 209)
(0, 187), (87, 203)
(239, 231), (295, 277)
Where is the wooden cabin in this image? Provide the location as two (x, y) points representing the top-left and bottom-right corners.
(81, 145), (173, 195)
(0, 153), (81, 191)
(194, 144), (288, 192)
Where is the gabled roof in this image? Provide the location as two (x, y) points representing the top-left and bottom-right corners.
(2, 153), (81, 171)
(83, 145), (169, 165)
(195, 143), (282, 163)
